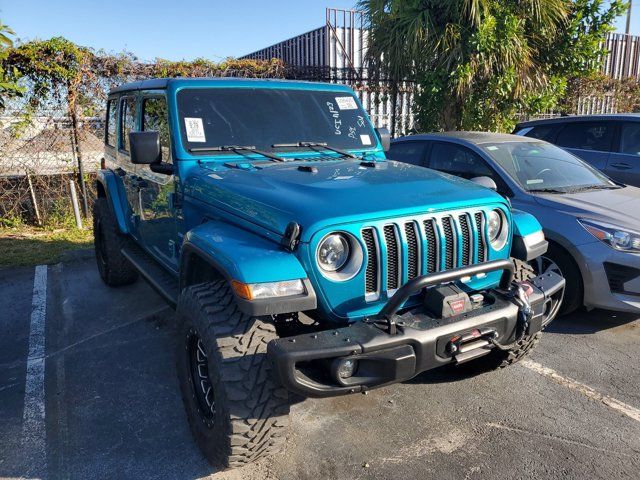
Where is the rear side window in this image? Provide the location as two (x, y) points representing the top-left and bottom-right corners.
(428, 143), (493, 179)
(525, 125), (556, 141)
(388, 141), (428, 166)
(620, 123), (640, 156)
(142, 96), (171, 162)
(106, 99), (117, 147)
(120, 96), (137, 152)
(556, 122), (613, 152)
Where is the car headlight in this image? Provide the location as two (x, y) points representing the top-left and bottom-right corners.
(486, 209), (509, 250)
(316, 232), (364, 281)
(317, 233), (350, 272)
(579, 219), (640, 253)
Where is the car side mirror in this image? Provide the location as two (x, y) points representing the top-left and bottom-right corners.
(470, 176), (498, 191)
(376, 127), (391, 152)
(129, 131), (161, 165)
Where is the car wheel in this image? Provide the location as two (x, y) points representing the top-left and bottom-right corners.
(176, 281), (290, 470)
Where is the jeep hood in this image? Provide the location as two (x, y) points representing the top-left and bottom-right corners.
(184, 159), (507, 241)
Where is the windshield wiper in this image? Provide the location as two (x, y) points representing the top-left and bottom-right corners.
(189, 145), (285, 162)
(528, 188), (566, 194)
(272, 141), (358, 159)
(569, 184), (623, 192)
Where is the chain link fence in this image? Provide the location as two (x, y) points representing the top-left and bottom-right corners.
(0, 104), (104, 226)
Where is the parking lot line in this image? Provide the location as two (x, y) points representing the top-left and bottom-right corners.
(22, 264), (47, 471)
(521, 359), (640, 423)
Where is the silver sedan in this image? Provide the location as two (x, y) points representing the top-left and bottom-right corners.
(389, 132), (640, 315)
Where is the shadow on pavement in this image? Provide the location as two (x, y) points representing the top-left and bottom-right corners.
(545, 308), (639, 335)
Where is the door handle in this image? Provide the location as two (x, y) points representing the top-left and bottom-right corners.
(610, 162), (633, 170)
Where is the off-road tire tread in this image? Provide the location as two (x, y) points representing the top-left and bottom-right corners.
(176, 281), (289, 470)
(461, 259), (541, 372)
(93, 198), (138, 286)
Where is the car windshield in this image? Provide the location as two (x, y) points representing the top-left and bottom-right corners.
(480, 141), (618, 193)
(177, 87), (377, 155)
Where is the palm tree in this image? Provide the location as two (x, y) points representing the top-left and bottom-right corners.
(359, 0), (570, 130)
(0, 21), (24, 109)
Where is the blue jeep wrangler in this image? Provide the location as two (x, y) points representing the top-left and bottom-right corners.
(94, 78), (564, 470)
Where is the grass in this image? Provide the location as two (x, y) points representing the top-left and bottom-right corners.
(0, 224), (94, 268)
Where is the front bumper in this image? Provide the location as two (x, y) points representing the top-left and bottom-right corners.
(268, 260), (565, 398)
(576, 242), (640, 313)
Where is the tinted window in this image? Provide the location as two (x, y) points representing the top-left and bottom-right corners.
(120, 96), (137, 152)
(556, 122), (613, 152)
(620, 122), (640, 156)
(142, 96), (171, 162)
(480, 141), (615, 192)
(388, 142), (427, 166)
(429, 143), (492, 179)
(526, 125), (556, 141)
(177, 88), (377, 154)
(106, 99), (117, 147)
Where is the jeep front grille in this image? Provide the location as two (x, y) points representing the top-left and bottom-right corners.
(383, 225), (400, 290)
(362, 210), (489, 300)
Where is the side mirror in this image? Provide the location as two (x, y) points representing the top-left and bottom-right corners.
(376, 127), (391, 152)
(470, 176), (498, 191)
(129, 131), (161, 165)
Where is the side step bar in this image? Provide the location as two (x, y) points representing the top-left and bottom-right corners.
(121, 244), (179, 309)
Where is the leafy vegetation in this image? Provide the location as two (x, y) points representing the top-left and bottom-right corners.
(0, 21), (24, 109)
(359, 0), (628, 132)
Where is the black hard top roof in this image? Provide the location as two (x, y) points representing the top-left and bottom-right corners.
(107, 77), (344, 96)
(109, 78), (170, 95)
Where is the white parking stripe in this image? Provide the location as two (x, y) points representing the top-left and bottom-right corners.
(522, 359), (640, 423)
(22, 264), (47, 472)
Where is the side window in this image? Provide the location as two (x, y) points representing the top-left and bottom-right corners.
(527, 125), (556, 141)
(556, 122), (613, 152)
(428, 143), (493, 179)
(106, 99), (117, 147)
(142, 96), (171, 163)
(388, 141), (428, 166)
(619, 123), (640, 156)
(120, 96), (137, 153)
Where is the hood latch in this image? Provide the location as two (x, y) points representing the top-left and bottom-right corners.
(281, 222), (302, 251)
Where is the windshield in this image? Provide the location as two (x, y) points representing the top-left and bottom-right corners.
(177, 88), (377, 155)
(480, 141), (617, 192)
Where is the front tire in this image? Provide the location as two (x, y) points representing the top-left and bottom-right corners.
(176, 281), (290, 470)
(460, 259), (544, 373)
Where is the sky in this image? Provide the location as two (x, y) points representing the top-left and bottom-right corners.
(1, 1), (638, 62)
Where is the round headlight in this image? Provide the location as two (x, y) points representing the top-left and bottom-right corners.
(486, 209), (508, 249)
(317, 234), (350, 272)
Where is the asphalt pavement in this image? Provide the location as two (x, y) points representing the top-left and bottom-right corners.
(1, 254), (639, 480)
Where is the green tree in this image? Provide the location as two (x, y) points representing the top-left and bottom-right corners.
(0, 21), (24, 109)
(360, 0), (627, 132)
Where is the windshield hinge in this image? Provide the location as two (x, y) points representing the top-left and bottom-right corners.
(281, 222), (302, 251)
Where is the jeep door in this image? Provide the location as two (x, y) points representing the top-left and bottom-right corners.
(111, 94), (143, 240)
(136, 93), (179, 268)
(605, 121), (640, 187)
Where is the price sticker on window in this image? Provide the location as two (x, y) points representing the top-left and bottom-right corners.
(184, 117), (206, 142)
(335, 96), (358, 110)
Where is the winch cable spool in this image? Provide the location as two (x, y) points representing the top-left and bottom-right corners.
(489, 283), (534, 351)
